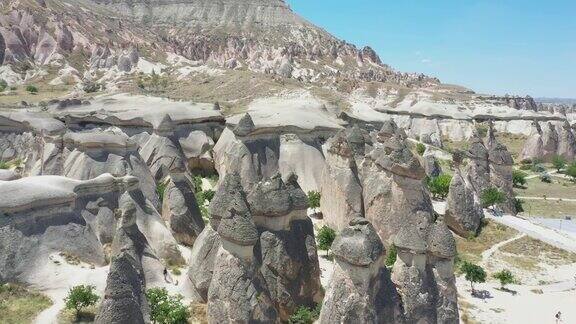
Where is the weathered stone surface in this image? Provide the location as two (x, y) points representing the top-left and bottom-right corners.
(422, 150), (442, 178)
(445, 168), (484, 237)
(465, 129), (491, 194)
(557, 120), (576, 161)
(320, 218), (402, 324)
(95, 196), (153, 324)
(233, 113), (256, 137)
(542, 122), (559, 160)
(161, 173), (205, 246)
(0, 32), (5, 65)
(358, 120), (458, 323)
(486, 126), (516, 215)
(519, 121), (544, 162)
(320, 131), (363, 230)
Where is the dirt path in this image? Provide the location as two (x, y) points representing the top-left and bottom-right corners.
(480, 233), (526, 266)
(517, 196), (576, 202)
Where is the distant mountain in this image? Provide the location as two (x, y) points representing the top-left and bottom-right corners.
(535, 98), (576, 105)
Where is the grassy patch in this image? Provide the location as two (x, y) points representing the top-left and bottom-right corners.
(58, 305), (98, 323)
(520, 199), (576, 218)
(455, 220), (518, 265)
(514, 177), (576, 199)
(0, 283), (53, 324)
(495, 133), (527, 163)
(500, 236), (576, 267)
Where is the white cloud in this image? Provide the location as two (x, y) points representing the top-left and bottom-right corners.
(421, 58), (432, 64)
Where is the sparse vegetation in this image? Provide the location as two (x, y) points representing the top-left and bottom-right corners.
(460, 262), (486, 293)
(493, 269), (515, 289)
(157, 182), (168, 200)
(565, 162), (576, 182)
(0, 79), (7, 92)
(288, 304), (321, 324)
(83, 81), (103, 93)
(416, 143), (426, 156)
(385, 244), (397, 267)
(426, 174), (452, 200)
(136, 71), (170, 93)
(512, 170), (527, 188)
(26, 85), (39, 94)
(0, 160), (8, 169)
(514, 198), (524, 213)
(203, 189), (215, 202)
(481, 187), (506, 209)
(146, 287), (189, 324)
(0, 283), (53, 324)
(64, 285), (99, 320)
(317, 226), (336, 251)
(455, 220), (518, 265)
(552, 155), (567, 172)
(307, 191), (321, 210)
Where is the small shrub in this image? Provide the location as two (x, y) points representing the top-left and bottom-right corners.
(26, 85), (38, 94)
(519, 164), (531, 171)
(288, 304), (321, 324)
(203, 189), (215, 202)
(64, 285), (99, 319)
(514, 198), (524, 213)
(192, 175), (203, 193)
(512, 170), (527, 188)
(307, 191), (321, 209)
(426, 174), (452, 200)
(540, 173), (552, 183)
(146, 288), (189, 324)
(476, 125), (488, 138)
(566, 163), (576, 182)
(0, 79), (7, 92)
(171, 267), (182, 276)
(481, 187), (506, 209)
(493, 269), (514, 289)
(9, 86), (17, 91)
(156, 182), (167, 199)
(0, 161), (8, 169)
(195, 190), (206, 207)
(530, 162), (545, 173)
(460, 262), (486, 293)
(83, 81), (102, 93)
(416, 143), (426, 156)
(552, 155), (567, 172)
(385, 244), (397, 267)
(317, 226), (336, 251)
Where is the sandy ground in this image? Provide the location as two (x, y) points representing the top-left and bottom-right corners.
(31, 245), (193, 324)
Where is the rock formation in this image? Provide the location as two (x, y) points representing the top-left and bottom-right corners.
(422, 149), (442, 178)
(486, 125), (516, 215)
(519, 120), (544, 162)
(160, 171), (205, 246)
(0, 32), (5, 65)
(542, 122), (559, 160)
(444, 154), (484, 237)
(359, 120), (459, 323)
(557, 120), (576, 160)
(188, 171), (322, 321)
(319, 218), (402, 323)
(248, 173), (323, 320)
(95, 196), (155, 324)
(464, 129), (491, 195)
(320, 131), (364, 230)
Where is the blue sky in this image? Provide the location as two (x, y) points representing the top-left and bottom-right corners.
(287, 0), (576, 98)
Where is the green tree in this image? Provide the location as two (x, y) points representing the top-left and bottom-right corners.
(288, 304), (321, 324)
(512, 170), (527, 188)
(385, 244), (397, 267)
(493, 269), (514, 289)
(566, 163), (576, 182)
(416, 143), (426, 156)
(460, 262), (486, 293)
(317, 226), (336, 251)
(64, 285), (99, 319)
(307, 191), (321, 210)
(552, 155), (567, 172)
(25, 85), (38, 94)
(426, 174), (452, 200)
(146, 288), (189, 324)
(203, 189), (215, 202)
(481, 187), (506, 209)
